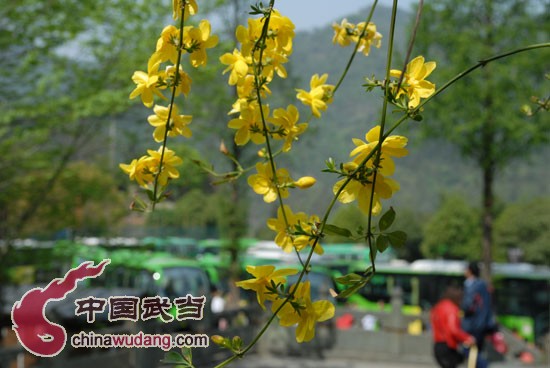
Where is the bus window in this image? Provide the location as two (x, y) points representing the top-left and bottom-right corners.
(161, 267), (210, 299)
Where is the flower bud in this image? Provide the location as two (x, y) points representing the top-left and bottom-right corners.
(294, 176), (316, 189)
(219, 140), (229, 155)
(343, 162), (358, 172)
(211, 335), (226, 346)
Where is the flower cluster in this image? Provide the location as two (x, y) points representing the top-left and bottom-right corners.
(272, 281), (335, 343)
(267, 205), (324, 255)
(332, 18), (383, 56)
(220, 9), (320, 205)
(334, 125), (408, 215)
(120, 1), (218, 195)
(119, 1), (438, 354)
(120, 147), (183, 188)
(220, 9), (296, 125)
(236, 265), (335, 343)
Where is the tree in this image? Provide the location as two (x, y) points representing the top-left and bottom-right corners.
(19, 162), (127, 238)
(421, 195), (481, 259)
(392, 208), (425, 261)
(0, 0), (169, 241)
(414, 0), (550, 279)
(494, 198), (550, 264)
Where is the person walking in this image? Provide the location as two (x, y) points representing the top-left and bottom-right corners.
(462, 262), (493, 368)
(430, 284), (476, 368)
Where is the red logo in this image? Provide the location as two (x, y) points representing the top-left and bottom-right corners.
(11, 260), (110, 357)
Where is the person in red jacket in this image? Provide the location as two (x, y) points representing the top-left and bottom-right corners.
(430, 284), (476, 368)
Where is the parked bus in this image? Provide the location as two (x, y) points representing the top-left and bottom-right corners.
(345, 259), (549, 345)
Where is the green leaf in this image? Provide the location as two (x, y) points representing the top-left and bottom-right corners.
(162, 351), (185, 364)
(387, 231), (407, 248)
(324, 157), (336, 171)
(335, 272), (364, 285)
(131, 196), (148, 212)
(376, 234), (390, 252)
(378, 207), (396, 231)
(181, 347), (192, 364)
(324, 223), (353, 238)
(337, 279), (367, 298)
(411, 114), (423, 121)
(231, 336), (243, 351)
(145, 189), (155, 202)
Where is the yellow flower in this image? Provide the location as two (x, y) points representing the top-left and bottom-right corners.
(155, 25), (180, 64)
(332, 19), (356, 47)
(349, 125), (408, 176)
(390, 55), (436, 108)
(129, 55), (166, 107)
(272, 281), (335, 342)
(163, 65), (192, 97)
(147, 104), (192, 142)
(146, 146), (183, 187)
(294, 214), (323, 255)
(247, 162), (292, 203)
(220, 49), (250, 86)
(184, 20), (219, 68)
(235, 19), (264, 58)
(333, 125), (407, 215)
(269, 105), (308, 152)
(266, 205), (323, 255)
(236, 265), (298, 309)
(333, 174), (399, 215)
(172, 0), (198, 20)
(119, 156), (154, 188)
(231, 9), (293, 85)
(269, 9), (295, 54)
(236, 11), (294, 59)
(332, 19), (382, 56)
(296, 74), (334, 118)
(227, 101), (268, 145)
(355, 22), (382, 56)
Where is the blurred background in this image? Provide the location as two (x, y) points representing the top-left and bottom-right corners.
(1, 0), (548, 367)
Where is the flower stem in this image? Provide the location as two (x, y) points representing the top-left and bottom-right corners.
(151, 3), (188, 210)
(414, 43), (550, 113)
(363, 0), (399, 272)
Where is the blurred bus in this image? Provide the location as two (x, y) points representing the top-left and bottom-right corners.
(344, 259), (549, 345)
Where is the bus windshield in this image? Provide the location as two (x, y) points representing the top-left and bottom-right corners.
(160, 267), (209, 299)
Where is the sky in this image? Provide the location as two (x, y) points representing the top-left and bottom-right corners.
(274, 0), (416, 30)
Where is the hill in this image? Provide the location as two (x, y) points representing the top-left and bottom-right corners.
(244, 4), (550, 232)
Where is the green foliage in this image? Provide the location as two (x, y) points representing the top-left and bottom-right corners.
(324, 205), (367, 243)
(378, 207), (396, 231)
(421, 194), (481, 259)
(494, 198), (550, 264)
(0, 0), (169, 239)
(162, 347), (193, 367)
(18, 162), (126, 238)
(323, 223), (353, 238)
(391, 208), (425, 261)
(413, 0), (549, 271)
(414, 0), (549, 166)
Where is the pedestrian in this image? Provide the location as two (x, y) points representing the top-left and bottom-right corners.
(430, 284), (476, 368)
(462, 261), (493, 368)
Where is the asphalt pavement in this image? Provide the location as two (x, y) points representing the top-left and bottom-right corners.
(234, 354), (549, 368)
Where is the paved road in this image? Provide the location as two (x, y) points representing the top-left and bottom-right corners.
(235, 354), (548, 368)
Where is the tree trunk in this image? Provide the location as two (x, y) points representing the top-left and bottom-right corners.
(480, 0), (495, 284)
(481, 164), (494, 283)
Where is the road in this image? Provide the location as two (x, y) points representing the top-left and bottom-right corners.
(235, 354), (548, 368)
